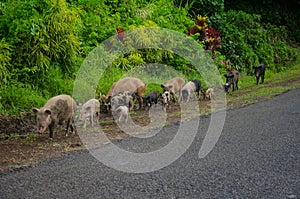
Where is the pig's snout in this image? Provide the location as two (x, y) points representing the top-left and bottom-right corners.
(37, 126), (47, 134)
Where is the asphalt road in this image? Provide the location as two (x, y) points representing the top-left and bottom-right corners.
(1, 88), (299, 198)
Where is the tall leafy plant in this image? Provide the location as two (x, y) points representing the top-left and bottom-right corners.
(220, 10), (298, 72)
(0, 39), (12, 85)
(0, 0), (81, 84)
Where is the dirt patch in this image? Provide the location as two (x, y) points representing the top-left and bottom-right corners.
(0, 77), (299, 172)
(0, 104), (183, 172)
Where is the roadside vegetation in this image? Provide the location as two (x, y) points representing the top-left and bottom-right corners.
(0, 0), (299, 123)
(1, 0), (300, 172)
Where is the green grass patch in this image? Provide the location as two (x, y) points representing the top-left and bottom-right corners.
(225, 63), (300, 109)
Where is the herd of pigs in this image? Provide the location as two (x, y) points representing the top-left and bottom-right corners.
(32, 64), (266, 138)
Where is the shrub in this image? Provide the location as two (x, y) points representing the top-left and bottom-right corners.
(0, 39), (12, 85)
(0, 84), (46, 115)
(220, 10), (299, 73)
(0, 0), (81, 84)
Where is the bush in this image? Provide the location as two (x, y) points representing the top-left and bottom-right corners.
(220, 10), (299, 73)
(0, 0), (81, 84)
(0, 39), (12, 85)
(0, 84), (46, 115)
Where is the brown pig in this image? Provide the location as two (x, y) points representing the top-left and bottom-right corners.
(178, 79), (201, 103)
(161, 77), (185, 102)
(105, 77), (146, 109)
(32, 94), (77, 138)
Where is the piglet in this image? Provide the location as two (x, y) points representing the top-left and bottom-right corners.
(205, 88), (215, 100)
(110, 91), (135, 112)
(143, 91), (159, 109)
(79, 99), (100, 128)
(161, 91), (170, 112)
(32, 94), (76, 138)
(178, 79), (201, 102)
(114, 106), (129, 123)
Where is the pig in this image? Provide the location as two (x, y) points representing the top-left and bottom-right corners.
(98, 93), (111, 113)
(178, 79), (201, 102)
(200, 89), (206, 100)
(253, 64), (266, 85)
(105, 77), (146, 109)
(224, 70), (240, 93)
(161, 77), (185, 102)
(110, 91), (135, 112)
(104, 82), (116, 100)
(79, 99), (100, 128)
(32, 94), (76, 138)
(161, 91), (171, 112)
(205, 88), (215, 100)
(143, 91), (159, 108)
(114, 106), (129, 123)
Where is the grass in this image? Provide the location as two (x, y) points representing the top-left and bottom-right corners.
(229, 63), (300, 103)
(167, 63), (300, 118)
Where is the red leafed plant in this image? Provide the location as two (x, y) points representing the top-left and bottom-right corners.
(187, 15), (222, 54)
(203, 27), (221, 53)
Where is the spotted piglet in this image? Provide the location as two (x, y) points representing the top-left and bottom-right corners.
(114, 106), (129, 123)
(161, 91), (171, 112)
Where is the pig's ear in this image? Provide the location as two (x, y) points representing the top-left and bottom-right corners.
(161, 84), (169, 91)
(45, 109), (52, 115)
(32, 108), (39, 114)
(168, 85), (173, 89)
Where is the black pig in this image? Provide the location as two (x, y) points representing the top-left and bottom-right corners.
(143, 91), (159, 108)
(253, 64), (266, 85)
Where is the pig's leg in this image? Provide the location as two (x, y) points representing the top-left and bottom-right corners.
(186, 93), (190, 102)
(177, 91), (182, 103)
(124, 112), (128, 123)
(95, 112), (99, 125)
(49, 123), (55, 138)
(171, 93), (176, 103)
(261, 73), (265, 84)
(138, 96), (143, 109)
(90, 113), (94, 127)
(118, 112), (123, 122)
(65, 119), (71, 136)
(83, 119), (87, 128)
(196, 91), (200, 100)
(71, 119), (76, 134)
